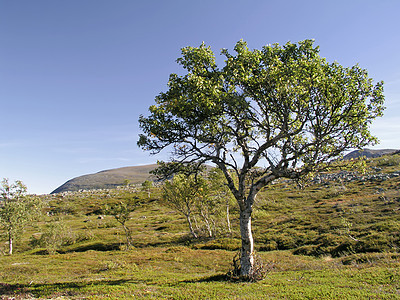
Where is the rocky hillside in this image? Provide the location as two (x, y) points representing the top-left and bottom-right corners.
(51, 164), (157, 194)
(343, 149), (398, 160)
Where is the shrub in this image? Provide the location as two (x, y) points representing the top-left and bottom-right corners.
(293, 245), (320, 256)
(355, 234), (396, 253)
(261, 240), (278, 251)
(341, 252), (400, 265)
(30, 220), (76, 254)
(261, 229), (318, 252)
(292, 234), (350, 257)
(276, 234), (297, 250)
(196, 238), (241, 251)
(227, 251), (274, 282)
(369, 220), (400, 232)
(331, 241), (357, 257)
(375, 156), (400, 167)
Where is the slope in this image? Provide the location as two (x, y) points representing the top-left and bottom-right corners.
(51, 164), (158, 194)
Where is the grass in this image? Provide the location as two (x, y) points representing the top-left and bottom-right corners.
(0, 154), (399, 299)
(1, 250), (399, 299)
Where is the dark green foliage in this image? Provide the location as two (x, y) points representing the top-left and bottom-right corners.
(61, 242), (122, 253)
(29, 220), (75, 254)
(374, 155), (400, 167)
(340, 252), (400, 265)
(195, 238), (241, 251)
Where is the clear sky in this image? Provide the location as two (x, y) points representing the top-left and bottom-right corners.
(1, 0), (399, 194)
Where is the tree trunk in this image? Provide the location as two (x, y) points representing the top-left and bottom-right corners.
(239, 208), (254, 277)
(193, 215), (200, 230)
(226, 200), (231, 233)
(186, 214), (198, 238)
(8, 232), (13, 255)
(122, 224), (132, 249)
(200, 211), (213, 237)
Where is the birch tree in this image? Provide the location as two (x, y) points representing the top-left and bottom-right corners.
(0, 178), (41, 254)
(104, 197), (140, 249)
(138, 39), (385, 279)
(162, 174), (203, 238)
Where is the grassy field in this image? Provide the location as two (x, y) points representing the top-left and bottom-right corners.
(1, 154), (399, 299)
(1, 249), (399, 299)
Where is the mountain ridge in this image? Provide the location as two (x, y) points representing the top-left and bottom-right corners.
(343, 148), (398, 160)
(51, 164), (158, 194)
(52, 149), (398, 194)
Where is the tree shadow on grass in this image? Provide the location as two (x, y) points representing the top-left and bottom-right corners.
(0, 278), (132, 298)
(182, 273), (229, 283)
(30, 242), (123, 255)
(61, 242), (122, 253)
(133, 234), (217, 249)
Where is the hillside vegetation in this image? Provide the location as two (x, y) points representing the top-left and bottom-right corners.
(0, 154), (399, 299)
(50, 149), (398, 194)
(51, 164), (158, 194)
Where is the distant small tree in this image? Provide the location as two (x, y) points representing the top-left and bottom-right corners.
(123, 179), (131, 187)
(162, 174), (204, 238)
(104, 197), (140, 249)
(141, 180), (153, 198)
(0, 178), (41, 254)
(207, 168), (236, 234)
(34, 218), (75, 254)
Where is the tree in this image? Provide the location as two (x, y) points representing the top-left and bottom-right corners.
(0, 178), (41, 254)
(206, 167), (236, 234)
(155, 162), (226, 238)
(104, 197), (140, 249)
(138, 40), (385, 278)
(123, 179), (131, 187)
(33, 218), (75, 254)
(162, 174), (203, 238)
(141, 180), (153, 198)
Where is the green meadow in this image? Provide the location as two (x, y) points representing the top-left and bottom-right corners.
(1, 155), (399, 299)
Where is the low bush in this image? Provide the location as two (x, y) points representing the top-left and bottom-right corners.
(195, 238), (241, 251)
(62, 241), (122, 253)
(341, 252), (400, 265)
(355, 234), (397, 253)
(293, 245), (320, 256)
(375, 156), (400, 167)
(30, 220), (76, 254)
(226, 251), (274, 282)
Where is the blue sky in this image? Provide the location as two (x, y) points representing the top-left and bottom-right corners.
(1, 0), (399, 194)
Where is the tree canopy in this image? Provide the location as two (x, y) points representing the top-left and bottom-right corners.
(139, 39), (384, 193)
(138, 39), (385, 278)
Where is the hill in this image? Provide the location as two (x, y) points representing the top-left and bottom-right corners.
(51, 164), (158, 194)
(51, 149), (398, 194)
(343, 148), (398, 160)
